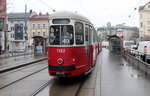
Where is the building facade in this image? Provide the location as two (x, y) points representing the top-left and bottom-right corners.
(7, 10), (36, 52)
(139, 2), (150, 40)
(0, 0), (6, 51)
(97, 24), (139, 41)
(28, 13), (49, 45)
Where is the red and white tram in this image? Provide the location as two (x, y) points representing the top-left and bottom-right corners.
(48, 11), (102, 77)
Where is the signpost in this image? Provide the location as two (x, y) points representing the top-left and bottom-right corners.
(116, 28), (124, 57)
(116, 28), (123, 38)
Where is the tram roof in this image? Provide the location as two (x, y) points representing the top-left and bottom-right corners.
(49, 11), (91, 23)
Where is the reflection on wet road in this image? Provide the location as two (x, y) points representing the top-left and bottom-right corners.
(101, 48), (150, 96)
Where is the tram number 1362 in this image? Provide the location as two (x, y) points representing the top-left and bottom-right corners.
(57, 49), (65, 53)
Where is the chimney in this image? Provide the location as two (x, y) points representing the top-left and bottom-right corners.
(30, 10), (32, 13)
(46, 12), (49, 15)
(39, 12), (42, 15)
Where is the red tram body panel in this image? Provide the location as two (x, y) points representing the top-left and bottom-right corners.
(47, 11), (102, 77)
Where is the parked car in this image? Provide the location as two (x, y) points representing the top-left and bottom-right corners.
(135, 41), (150, 63)
(123, 41), (135, 51)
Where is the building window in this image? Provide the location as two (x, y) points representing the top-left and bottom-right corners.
(38, 32), (40, 35)
(43, 24), (46, 28)
(38, 24), (40, 28)
(147, 29), (150, 31)
(140, 14), (142, 19)
(11, 34), (14, 38)
(32, 24), (35, 29)
(33, 32), (35, 36)
(11, 27), (14, 31)
(140, 22), (143, 28)
(43, 32), (45, 36)
(148, 5), (150, 8)
(11, 34), (13, 38)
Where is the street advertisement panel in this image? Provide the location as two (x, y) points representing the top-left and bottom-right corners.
(36, 45), (43, 54)
(15, 24), (23, 40)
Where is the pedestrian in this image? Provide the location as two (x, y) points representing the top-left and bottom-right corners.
(0, 45), (2, 54)
(7, 45), (9, 51)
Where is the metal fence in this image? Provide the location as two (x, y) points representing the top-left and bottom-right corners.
(124, 50), (150, 76)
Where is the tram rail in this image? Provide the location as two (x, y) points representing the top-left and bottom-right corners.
(0, 57), (47, 73)
(0, 60), (47, 89)
(31, 77), (56, 96)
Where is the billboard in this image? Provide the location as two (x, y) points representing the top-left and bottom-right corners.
(14, 24), (23, 40)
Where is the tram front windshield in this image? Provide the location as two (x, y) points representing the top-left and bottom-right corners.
(50, 25), (74, 45)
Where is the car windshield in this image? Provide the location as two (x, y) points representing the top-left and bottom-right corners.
(49, 25), (74, 45)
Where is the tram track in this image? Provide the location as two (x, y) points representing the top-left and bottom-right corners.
(42, 75), (88, 96)
(0, 57), (47, 73)
(31, 77), (56, 96)
(75, 76), (86, 96)
(0, 60), (48, 89)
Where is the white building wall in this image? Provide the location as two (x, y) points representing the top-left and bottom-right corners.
(139, 2), (150, 38)
(7, 20), (29, 52)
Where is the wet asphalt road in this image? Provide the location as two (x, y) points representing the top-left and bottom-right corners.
(0, 48), (150, 96)
(101, 48), (150, 96)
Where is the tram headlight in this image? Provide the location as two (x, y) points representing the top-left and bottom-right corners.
(57, 58), (64, 65)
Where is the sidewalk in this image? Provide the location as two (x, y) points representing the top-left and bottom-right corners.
(100, 48), (150, 96)
(0, 50), (33, 59)
(0, 54), (47, 73)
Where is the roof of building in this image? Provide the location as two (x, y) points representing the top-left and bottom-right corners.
(8, 13), (31, 19)
(29, 14), (49, 20)
(139, 2), (150, 10)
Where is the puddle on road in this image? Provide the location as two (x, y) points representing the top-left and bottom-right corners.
(119, 63), (130, 66)
(129, 74), (141, 78)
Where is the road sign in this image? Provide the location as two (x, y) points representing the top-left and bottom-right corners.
(116, 28), (123, 38)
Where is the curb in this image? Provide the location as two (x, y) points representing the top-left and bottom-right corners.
(0, 58), (47, 73)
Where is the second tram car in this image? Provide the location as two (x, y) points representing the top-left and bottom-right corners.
(48, 11), (102, 77)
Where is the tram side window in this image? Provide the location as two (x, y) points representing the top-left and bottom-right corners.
(75, 22), (84, 45)
(85, 27), (88, 41)
(49, 25), (60, 45)
(93, 29), (96, 42)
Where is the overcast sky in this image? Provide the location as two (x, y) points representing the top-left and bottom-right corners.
(7, 0), (150, 27)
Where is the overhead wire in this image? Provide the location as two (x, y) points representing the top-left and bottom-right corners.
(37, 0), (55, 12)
(77, 0), (97, 26)
(124, 0), (143, 25)
(77, 0), (88, 14)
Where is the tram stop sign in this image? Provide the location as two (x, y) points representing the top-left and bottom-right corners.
(116, 28), (123, 38)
